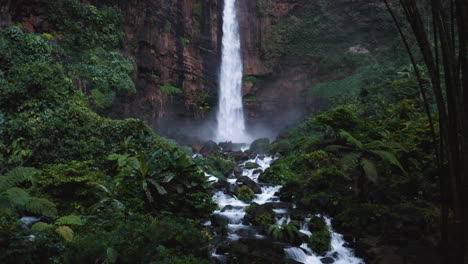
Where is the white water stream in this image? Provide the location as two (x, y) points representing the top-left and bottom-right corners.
(207, 153), (364, 264)
(215, 0), (249, 143)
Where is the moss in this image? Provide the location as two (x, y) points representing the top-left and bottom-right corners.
(249, 138), (270, 154)
(307, 229), (331, 255)
(245, 162), (260, 169)
(236, 186), (255, 201)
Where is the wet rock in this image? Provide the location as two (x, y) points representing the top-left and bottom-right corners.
(215, 241), (230, 254)
(234, 227), (259, 239)
(245, 203), (275, 226)
(253, 169), (263, 174)
(200, 140), (221, 157)
(237, 176), (261, 194)
(211, 214), (229, 227)
(230, 151), (250, 161)
(249, 138), (270, 154)
(228, 238), (288, 264)
(320, 257), (334, 263)
(219, 142), (246, 152)
(234, 166), (243, 177)
(226, 184), (238, 195)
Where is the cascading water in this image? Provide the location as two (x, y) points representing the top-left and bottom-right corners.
(205, 151), (364, 264)
(215, 0), (249, 143)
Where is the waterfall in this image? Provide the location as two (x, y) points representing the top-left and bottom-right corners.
(215, 0), (249, 143)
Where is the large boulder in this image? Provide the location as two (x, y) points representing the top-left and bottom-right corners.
(231, 151), (251, 161)
(219, 142), (247, 152)
(244, 203), (275, 226)
(228, 238), (289, 264)
(249, 138), (271, 154)
(200, 140), (221, 157)
(211, 214), (229, 227)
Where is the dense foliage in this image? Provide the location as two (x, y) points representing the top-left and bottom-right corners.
(267, 61), (441, 257)
(0, 1), (214, 263)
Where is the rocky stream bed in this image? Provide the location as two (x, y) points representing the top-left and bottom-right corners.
(199, 143), (364, 264)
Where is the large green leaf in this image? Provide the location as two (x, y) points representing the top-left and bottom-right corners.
(369, 150), (405, 172)
(147, 179), (167, 195)
(361, 158), (378, 183)
(338, 130), (363, 149)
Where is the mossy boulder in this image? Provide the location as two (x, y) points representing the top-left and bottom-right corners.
(245, 162), (260, 169)
(245, 203), (275, 227)
(307, 217), (331, 255)
(249, 138), (271, 154)
(237, 186), (255, 201)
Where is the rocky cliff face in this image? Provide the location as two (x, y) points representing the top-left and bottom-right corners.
(108, 0), (223, 128)
(0, 0), (396, 131)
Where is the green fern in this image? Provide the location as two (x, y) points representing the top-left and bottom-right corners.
(0, 167), (57, 218)
(31, 222), (53, 231)
(56, 215), (83, 226)
(267, 222), (301, 244)
(0, 167), (37, 191)
(56, 226), (74, 242)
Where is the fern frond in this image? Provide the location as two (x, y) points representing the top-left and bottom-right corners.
(338, 130), (363, 149)
(31, 222), (53, 231)
(0, 167), (37, 191)
(56, 215), (83, 226)
(369, 150), (405, 173)
(5, 187), (30, 206)
(361, 158), (378, 183)
(56, 226), (74, 242)
(25, 198), (57, 218)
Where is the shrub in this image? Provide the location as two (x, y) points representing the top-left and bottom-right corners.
(236, 186), (255, 201)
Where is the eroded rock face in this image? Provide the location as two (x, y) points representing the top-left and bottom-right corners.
(108, 0), (223, 127)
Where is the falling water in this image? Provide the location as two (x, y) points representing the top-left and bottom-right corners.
(215, 0), (249, 143)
